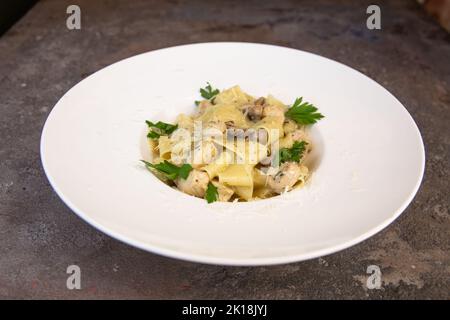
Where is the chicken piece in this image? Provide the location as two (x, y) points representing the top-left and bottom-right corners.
(193, 140), (218, 165)
(290, 129), (307, 142)
(212, 181), (234, 202)
(262, 104), (285, 122)
(289, 129), (311, 154)
(283, 119), (297, 134)
(197, 100), (213, 116)
(175, 169), (209, 197)
(267, 162), (302, 194)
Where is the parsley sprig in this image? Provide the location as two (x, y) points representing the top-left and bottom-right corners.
(141, 160), (192, 180)
(285, 97), (324, 125)
(205, 182), (219, 203)
(146, 120), (178, 139)
(195, 82), (220, 105)
(279, 141), (308, 164)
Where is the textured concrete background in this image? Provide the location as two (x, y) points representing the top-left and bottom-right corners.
(0, 0), (449, 299)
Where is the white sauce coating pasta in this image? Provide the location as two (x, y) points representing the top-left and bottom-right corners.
(145, 85), (314, 202)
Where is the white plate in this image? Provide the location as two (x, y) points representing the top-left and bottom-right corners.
(41, 43), (425, 266)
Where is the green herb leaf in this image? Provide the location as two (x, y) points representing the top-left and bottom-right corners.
(205, 182), (219, 203)
(199, 82), (220, 100)
(141, 160), (192, 180)
(147, 131), (161, 139)
(178, 164), (193, 180)
(279, 141), (308, 164)
(146, 120), (178, 139)
(285, 97), (324, 125)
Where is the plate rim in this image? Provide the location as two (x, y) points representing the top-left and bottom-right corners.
(40, 42), (426, 266)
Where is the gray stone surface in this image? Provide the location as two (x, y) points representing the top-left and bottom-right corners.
(0, 0), (449, 299)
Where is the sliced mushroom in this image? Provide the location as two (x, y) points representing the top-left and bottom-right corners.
(242, 97), (265, 121)
(254, 97), (266, 106)
(225, 121), (236, 129)
(247, 104), (263, 121)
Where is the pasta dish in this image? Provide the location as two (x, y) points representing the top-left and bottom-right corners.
(141, 84), (324, 203)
